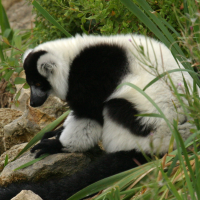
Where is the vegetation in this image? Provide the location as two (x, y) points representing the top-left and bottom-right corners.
(0, 0), (200, 199)
(32, 0), (183, 43)
(0, 0), (34, 107)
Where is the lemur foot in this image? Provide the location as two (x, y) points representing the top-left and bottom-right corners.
(31, 139), (63, 158)
(177, 122), (194, 135)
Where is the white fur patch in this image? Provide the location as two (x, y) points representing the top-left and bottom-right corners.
(102, 108), (194, 154)
(59, 112), (102, 152)
(36, 52), (69, 100)
(23, 49), (33, 62)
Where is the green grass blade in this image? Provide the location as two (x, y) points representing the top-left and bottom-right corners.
(135, 113), (163, 118)
(159, 18), (181, 38)
(13, 110), (70, 161)
(184, 131), (200, 147)
(192, 79), (200, 129)
(32, 1), (71, 38)
(120, 0), (200, 88)
(14, 154), (49, 171)
(183, 0), (189, 14)
(68, 163), (153, 200)
(193, 139), (200, 198)
(143, 69), (196, 91)
(68, 168), (136, 200)
(4, 154), (8, 167)
(172, 122), (195, 199)
(159, 166), (182, 200)
(116, 164), (156, 189)
(119, 0), (171, 49)
(167, 154), (179, 176)
(168, 77), (196, 198)
(134, 0), (181, 54)
(0, 0), (11, 34)
(0, 44), (5, 61)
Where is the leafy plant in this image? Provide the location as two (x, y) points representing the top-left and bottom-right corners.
(0, 0), (35, 107)
(31, 0), (183, 43)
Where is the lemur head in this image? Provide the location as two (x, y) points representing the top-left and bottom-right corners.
(23, 47), (68, 107)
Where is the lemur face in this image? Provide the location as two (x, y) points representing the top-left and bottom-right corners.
(23, 50), (52, 107)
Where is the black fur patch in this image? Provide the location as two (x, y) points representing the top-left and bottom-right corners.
(105, 98), (154, 136)
(23, 51), (51, 92)
(0, 150), (149, 200)
(67, 44), (129, 125)
(31, 138), (63, 158)
(41, 126), (64, 141)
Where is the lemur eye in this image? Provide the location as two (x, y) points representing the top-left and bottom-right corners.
(35, 83), (41, 87)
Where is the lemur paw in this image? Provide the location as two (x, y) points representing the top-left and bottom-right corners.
(41, 131), (57, 141)
(31, 139), (63, 158)
(177, 122), (195, 139)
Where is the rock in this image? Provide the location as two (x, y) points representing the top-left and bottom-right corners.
(0, 79), (13, 108)
(0, 143), (27, 172)
(5, 0), (35, 30)
(37, 95), (68, 118)
(11, 90), (67, 117)
(2, 0), (22, 10)
(0, 109), (22, 133)
(11, 71), (30, 113)
(11, 190), (43, 200)
(0, 109), (23, 155)
(0, 152), (91, 186)
(2, 84), (67, 153)
(11, 87), (30, 112)
(3, 105), (56, 151)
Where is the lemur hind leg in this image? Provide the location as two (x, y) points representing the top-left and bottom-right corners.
(41, 126), (64, 141)
(31, 112), (102, 158)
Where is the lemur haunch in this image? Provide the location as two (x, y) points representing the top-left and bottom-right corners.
(0, 34), (194, 200)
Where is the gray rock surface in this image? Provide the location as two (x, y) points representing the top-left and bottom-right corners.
(11, 190), (43, 200)
(0, 143), (27, 172)
(0, 152), (91, 186)
(3, 100), (66, 152)
(4, 0), (35, 30)
(0, 109), (23, 155)
(2, 0), (22, 10)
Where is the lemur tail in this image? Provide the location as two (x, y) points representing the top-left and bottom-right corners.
(0, 150), (148, 200)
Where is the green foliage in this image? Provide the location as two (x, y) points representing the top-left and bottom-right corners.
(4, 155), (8, 167)
(32, 0), (71, 37)
(14, 154), (49, 171)
(176, 0), (200, 73)
(0, 1), (35, 107)
(32, 0), (183, 43)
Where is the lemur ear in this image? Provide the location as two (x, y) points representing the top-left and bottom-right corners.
(39, 62), (55, 77)
(23, 49), (33, 63)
